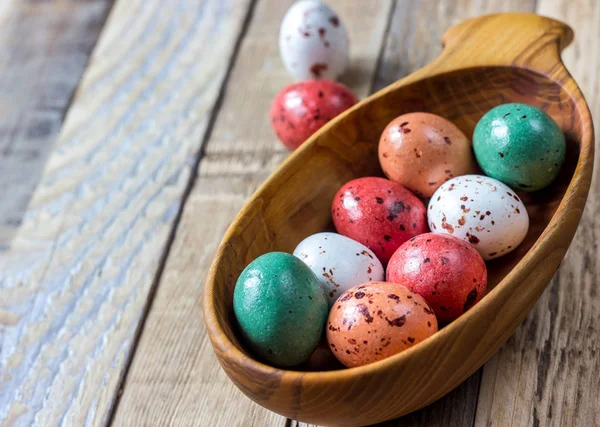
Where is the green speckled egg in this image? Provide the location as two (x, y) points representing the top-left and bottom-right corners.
(473, 103), (566, 191)
(233, 252), (328, 367)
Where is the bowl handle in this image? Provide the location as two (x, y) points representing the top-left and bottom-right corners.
(426, 13), (573, 80)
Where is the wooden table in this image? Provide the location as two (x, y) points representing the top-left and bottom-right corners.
(0, 0), (597, 426)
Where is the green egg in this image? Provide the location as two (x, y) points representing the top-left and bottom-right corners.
(473, 103), (566, 191)
(233, 252), (328, 367)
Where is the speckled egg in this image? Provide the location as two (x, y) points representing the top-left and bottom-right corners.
(387, 233), (487, 323)
(332, 177), (428, 265)
(293, 232), (384, 305)
(270, 80), (358, 150)
(279, 0), (349, 80)
(326, 281), (438, 368)
(300, 340), (344, 371)
(473, 103), (566, 191)
(379, 112), (477, 197)
(428, 175), (529, 260)
(233, 252), (328, 367)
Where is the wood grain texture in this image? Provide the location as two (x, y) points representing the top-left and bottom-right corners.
(0, 0), (253, 425)
(0, 0), (112, 249)
(111, 1), (394, 426)
(290, 1), (543, 425)
(372, 1), (539, 425)
(293, 372), (483, 427)
(474, 1), (600, 426)
(204, 13), (593, 426)
(373, 0), (536, 91)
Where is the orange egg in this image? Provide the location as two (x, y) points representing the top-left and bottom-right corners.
(326, 281), (438, 368)
(378, 112), (477, 198)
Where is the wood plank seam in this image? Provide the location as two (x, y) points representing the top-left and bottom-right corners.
(0, 0), (115, 248)
(368, 0), (398, 94)
(110, 1), (395, 425)
(54, 0), (117, 137)
(0, 0), (259, 425)
(469, 372), (483, 427)
(104, 0), (259, 424)
(280, 3), (398, 424)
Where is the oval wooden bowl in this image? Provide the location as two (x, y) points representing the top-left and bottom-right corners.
(203, 13), (594, 427)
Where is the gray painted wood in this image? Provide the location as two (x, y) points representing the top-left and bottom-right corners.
(0, 0), (113, 249)
(0, 0), (254, 425)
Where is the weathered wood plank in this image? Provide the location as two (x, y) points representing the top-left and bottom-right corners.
(111, 1), (394, 425)
(474, 1), (600, 426)
(0, 0), (112, 248)
(372, 2), (541, 425)
(373, 0), (536, 92)
(291, 0), (537, 425)
(0, 0), (254, 425)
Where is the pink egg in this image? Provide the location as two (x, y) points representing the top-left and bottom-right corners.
(386, 233), (487, 323)
(331, 177), (428, 265)
(270, 80), (357, 150)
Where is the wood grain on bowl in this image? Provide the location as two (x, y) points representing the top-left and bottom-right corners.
(203, 13), (593, 426)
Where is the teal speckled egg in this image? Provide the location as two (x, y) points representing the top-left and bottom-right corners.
(473, 103), (566, 192)
(233, 252), (328, 367)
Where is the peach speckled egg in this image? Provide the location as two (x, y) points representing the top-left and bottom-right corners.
(378, 112), (477, 198)
(326, 281), (438, 368)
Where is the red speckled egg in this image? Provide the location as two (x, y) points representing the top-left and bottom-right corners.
(378, 112), (477, 198)
(331, 177), (428, 264)
(270, 80), (358, 150)
(326, 281), (438, 368)
(386, 233), (487, 323)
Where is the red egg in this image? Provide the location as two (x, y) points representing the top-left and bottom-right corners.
(270, 80), (358, 150)
(386, 233), (487, 323)
(331, 177), (428, 265)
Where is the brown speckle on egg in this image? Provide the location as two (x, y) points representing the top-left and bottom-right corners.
(467, 233), (480, 244)
(326, 282), (437, 367)
(310, 62), (328, 78)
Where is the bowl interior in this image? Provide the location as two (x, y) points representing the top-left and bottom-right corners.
(211, 66), (583, 370)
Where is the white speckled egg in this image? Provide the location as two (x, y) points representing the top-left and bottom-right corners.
(279, 0), (349, 80)
(293, 232), (384, 305)
(428, 175), (529, 260)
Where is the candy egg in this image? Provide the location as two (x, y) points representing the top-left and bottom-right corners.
(428, 175), (529, 260)
(387, 233), (487, 323)
(473, 103), (566, 191)
(332, 177), (428, 265)
(233, 252), (328, 367)
(379, 112), (477, 197)
(270, 80), (357, 150)
(301, 340), (344, 371)
(293, 232), (384, 305)
(326, 281), (438, 368)
(279, 0), (349, 80)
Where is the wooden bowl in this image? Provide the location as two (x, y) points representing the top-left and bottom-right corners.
(203, 13), (594, 426)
